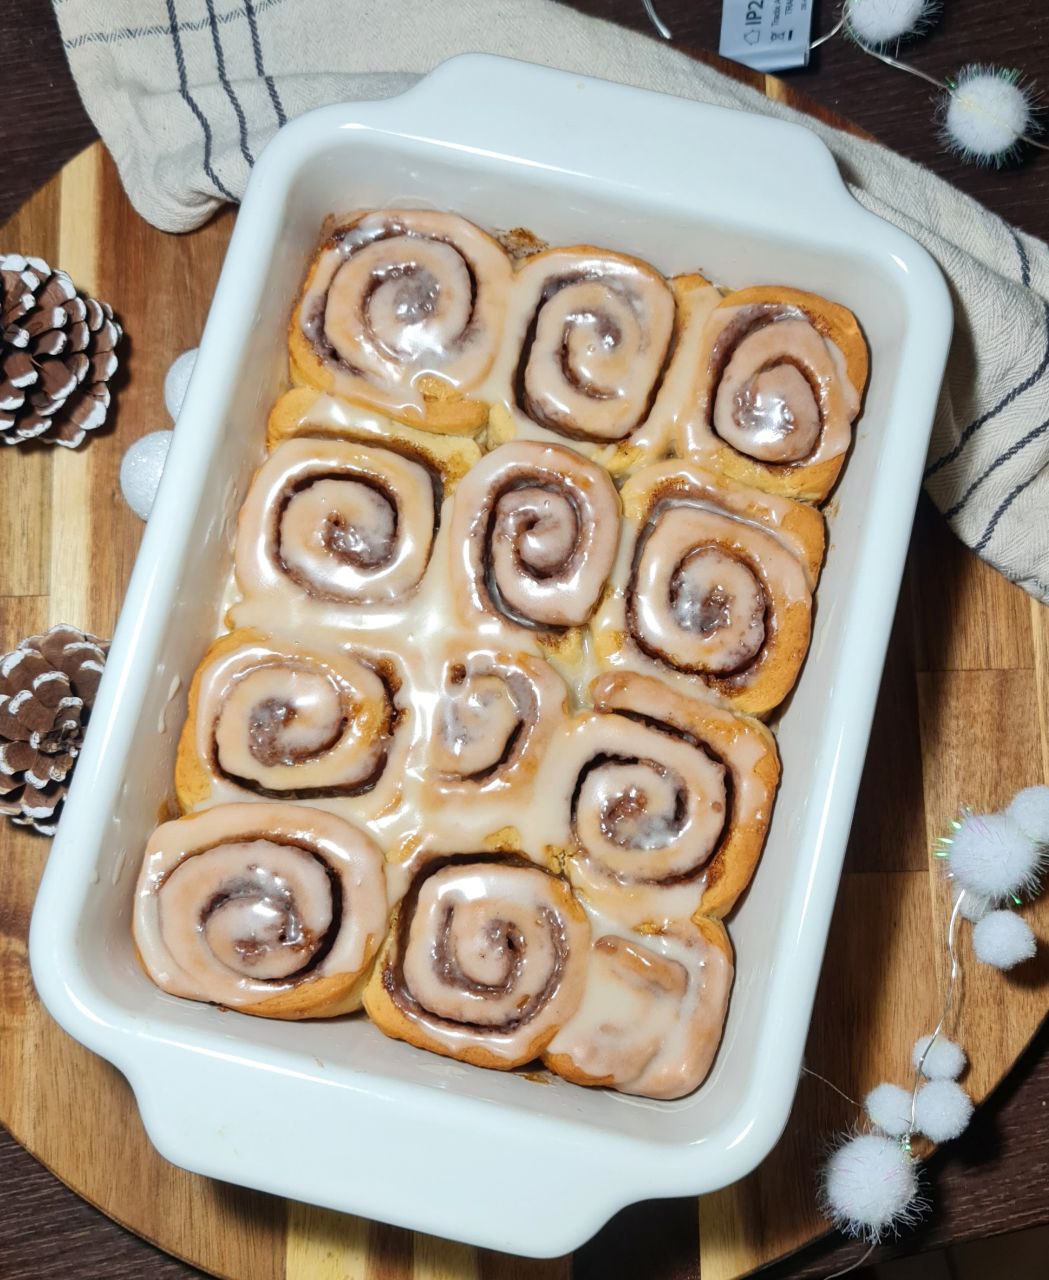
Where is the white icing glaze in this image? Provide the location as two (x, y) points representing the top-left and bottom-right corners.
(231, 435), (437, 634)
(591, 460), (819, 706)
(682, 302), (860, 469)
(529, 670), (775, 928)
(447, 441), (620, 631)
(544, 909), (733, 1099)
(299, 211), (513, 418)
(474, 247), (676, 458)
(133, 803), (387, 1008)
(380, 855), (590, 1065)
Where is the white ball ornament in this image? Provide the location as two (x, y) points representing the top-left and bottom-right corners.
(943, 66), (1040, 166)
(864, 1083), (912, 1137)
(947, 810), (1045, 901)
(913, 1080), (973, 1143)
(972, 910), (1037, 970)
(119, 430), (173, 520)
(822, 1133), (922, 1241)
(1007, 785), (1049, 846)
(163, 348), (198, 422)
(912, 1034), (966, 1081)
(845, 0), (937, 49)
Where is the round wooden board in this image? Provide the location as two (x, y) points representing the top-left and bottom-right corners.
(2, 112), (1049, 1280)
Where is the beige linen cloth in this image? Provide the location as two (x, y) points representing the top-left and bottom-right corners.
(53, 0), (1049, 601)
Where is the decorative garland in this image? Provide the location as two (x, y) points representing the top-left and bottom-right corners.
(816, 786), (1048, 1270)
(645, 0), (1047, 165)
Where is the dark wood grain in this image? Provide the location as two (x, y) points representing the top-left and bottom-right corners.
(1, 3), (1048, 1280)
(0, 1126), (206, 1280)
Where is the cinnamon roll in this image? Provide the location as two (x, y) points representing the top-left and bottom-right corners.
(534, 672), (779, 924)
(266, 388), (480, 484)
(290, 211), (512, 434)
(418, 646), (569, 848)
(486, 246), (676, 470)
(133, 803), (387, 1018)
(175, 630), (408, 827)
(678, 283), (868, 503)
(593, 460), (825, 715)
(447, 441), (620, 641)
(543, 917), (733, 1099)
(364, 853), (590, 1069)
(232, 435), (439, 631)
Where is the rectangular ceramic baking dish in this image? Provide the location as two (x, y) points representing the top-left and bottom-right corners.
(30, 54), (952, 1258)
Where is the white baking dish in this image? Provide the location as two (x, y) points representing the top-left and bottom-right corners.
(29, 55), (951, 1257)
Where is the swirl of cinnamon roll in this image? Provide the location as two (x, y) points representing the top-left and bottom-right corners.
(507, 248), (675, 444)
(133, 803), (387, 1018)
(680, 285), (868, 503)
(418, 648), (569, 848)
(533, 672), (779, 924)
(364, 854), (590, 1069)
(448, 441), (620, 631)
(233, 436), (437, 625)
(593, 461), (824, 715)
(291, 211), (512, 433)
(543, 918), (733, 1099)
(176, 630), (405, 812)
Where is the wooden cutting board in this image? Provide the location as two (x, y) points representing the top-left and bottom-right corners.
(2, 81), (1048, 1280)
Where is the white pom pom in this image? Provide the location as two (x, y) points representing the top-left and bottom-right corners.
(948, 811), (1045, 900)
(913, 1080), (973, 1143)
(943, 66), (1040, 166)
(164, 348), (198, 422)
(912, 1035), (966, 1080)
(972, 909), (1037, 969)
(119, 430), (173, 520)
(846, 0), (937, 48)
(864, 1083), (912, 1136)
(822, 1133), (923, 1241)
(953, 883), (992, 922)
(1007, 785), (1049, 845)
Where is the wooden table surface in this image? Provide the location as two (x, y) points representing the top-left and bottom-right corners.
(1, 2), (1047, 1278)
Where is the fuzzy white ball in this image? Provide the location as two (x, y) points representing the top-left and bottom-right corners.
(864, 1083), (912, 1136)
(119, 430), (173, 520)
(822, 1133), (922, 1241)
(944, 66), (1039, 165)
(972, 909), (1037, 969)
(1007, 785), (1049, 845)
(912, 1034), (966, 1080)
(948, 811), (1045, 900)
(913, 1080), (973, 1143)
(164, 348), (198, 422)
(846, 0), (936, 48)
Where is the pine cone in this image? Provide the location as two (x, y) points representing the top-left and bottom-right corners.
(0, 254), (122, 448)
(0, 625), (108, 836)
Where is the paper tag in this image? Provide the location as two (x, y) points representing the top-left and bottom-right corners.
(719, 0), (814, 72)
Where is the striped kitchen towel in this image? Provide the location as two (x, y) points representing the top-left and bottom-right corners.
(52, 0), (1049, 601)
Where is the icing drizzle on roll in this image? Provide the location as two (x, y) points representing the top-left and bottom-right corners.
(509, 248), (676, 443)
(133, 803), (387, 1014)
(185, 632), (401, 802)
(297, 210), (512, 419)
(234, 435), (438, 623)
(367, 853), (590, 1067)
(448, 441), (620, 631)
